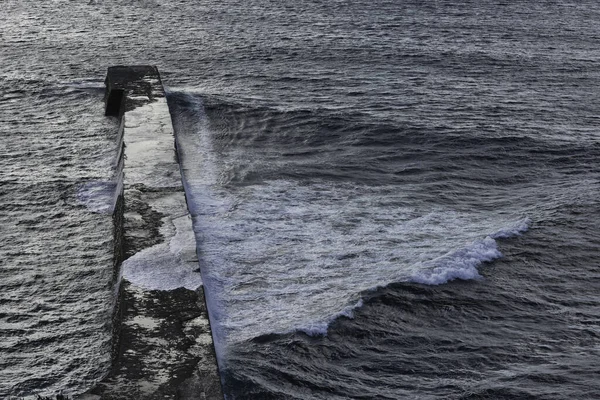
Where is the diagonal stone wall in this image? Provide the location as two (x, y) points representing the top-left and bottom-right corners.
(81, 66), (223, 400)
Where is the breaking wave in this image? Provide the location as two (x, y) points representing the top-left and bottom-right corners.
(291, 217), (530, 337)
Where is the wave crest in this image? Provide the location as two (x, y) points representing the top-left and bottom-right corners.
(291, 217), (530, 337)
(411, 217), (530, 285)
(296, 299), (364, 337)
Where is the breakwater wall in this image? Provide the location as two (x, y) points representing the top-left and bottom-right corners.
(82, 66), (223, 400)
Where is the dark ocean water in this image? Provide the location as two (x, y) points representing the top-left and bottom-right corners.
(2, 0), (600, 398)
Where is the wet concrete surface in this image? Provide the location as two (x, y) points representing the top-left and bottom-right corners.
(81, 66), (222, 400)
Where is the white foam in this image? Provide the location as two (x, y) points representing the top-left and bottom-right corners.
(122, 214), (203, 291)
(76, 181), (119, 214)
(490, 217), (531, 239)
(171, 93), (533, 353)
(182, 180), (533, 345)
(410, 218), (530, 285)
(409, 237), (499, 284)
(274, 218), (530, 336)
(122, 244), (203, 291)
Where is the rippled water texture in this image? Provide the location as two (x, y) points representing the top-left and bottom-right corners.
(0, 81), (117, 395)
(2, 0), (600, 398)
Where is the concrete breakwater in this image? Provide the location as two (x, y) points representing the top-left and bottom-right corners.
(82, 66), (222, 400)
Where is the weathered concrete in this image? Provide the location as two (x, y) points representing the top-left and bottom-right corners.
(82, 66), (223, 400)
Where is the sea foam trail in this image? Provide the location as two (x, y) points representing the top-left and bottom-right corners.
(77, 181), (118, 214)
(121, 213), (203, 291)
(167, 91), (533, 348)
(410, 217), (530, 285)
(167, 90), (231, 365)
(294, 218), (531, 337)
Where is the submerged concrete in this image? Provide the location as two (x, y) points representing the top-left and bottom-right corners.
(82, 66), (222, 400)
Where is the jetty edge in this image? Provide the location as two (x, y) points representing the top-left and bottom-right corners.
(80, 66), (223, 400)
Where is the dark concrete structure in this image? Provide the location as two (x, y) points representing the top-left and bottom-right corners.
(81, 66), (223, 400)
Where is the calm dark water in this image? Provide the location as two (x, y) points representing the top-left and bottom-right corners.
(2, 0), (600, 398)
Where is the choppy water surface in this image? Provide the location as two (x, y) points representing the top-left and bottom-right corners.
(0, 81), (117, 395)
(2, 0), (600, 398)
